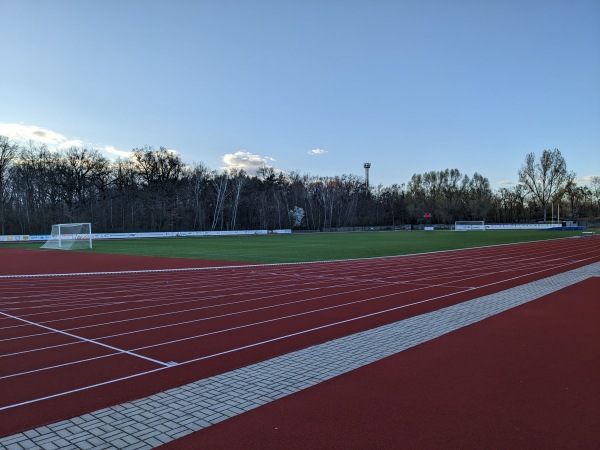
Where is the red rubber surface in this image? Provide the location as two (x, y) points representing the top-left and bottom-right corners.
(0, 247), (248, 275)
(164, 277), (600, 449)
(1, 238), (599, 439)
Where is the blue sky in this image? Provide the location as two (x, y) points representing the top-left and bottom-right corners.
(1, 0), (598, 188)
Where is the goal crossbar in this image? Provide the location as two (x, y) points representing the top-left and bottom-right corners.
(454, 221), (485, 231)
(41, 222), (93, 250)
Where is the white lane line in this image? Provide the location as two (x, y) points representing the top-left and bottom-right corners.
(0, 262), (532, 373)
(0, 353), (116, 379)
(0, 280), (462, 359)
(130, 254), (600, 354)
(0, 244), (583, 338)
(0, 366), (167, 411)
(0, 311), (173, 367)
(0, 235), (583, 281)
(3, 250), (598, 360)
(0, 275), (446, 345)
(0, 277), (372, 334)
(2, 259), (597, 412)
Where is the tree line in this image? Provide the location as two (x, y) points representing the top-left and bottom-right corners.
(0, 136), (598, 235)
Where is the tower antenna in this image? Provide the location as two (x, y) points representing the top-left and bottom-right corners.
(364, 162), (371, 189)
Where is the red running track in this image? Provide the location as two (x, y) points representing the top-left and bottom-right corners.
(0, 247), (249, 275)
(1, 238), (599, 437)
(164, 276), (600, 449)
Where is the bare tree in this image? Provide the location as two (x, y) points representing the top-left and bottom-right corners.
(562, 181), (593, 221)
(188, 163), (209, 230)
(211, 172), (229, 231)
(131, 146), (185, 230)
(6, 133), (591, 234)
(59, 147), (110, 209)
(229, 168), (245, 230)
(467, 172), (493, 220)
(0, 136), (19, 234)
(518, 149), (575, 222)
(110, 158), (139, 231)
(590, 176), (600, 216)
(496, 185), (527, 223)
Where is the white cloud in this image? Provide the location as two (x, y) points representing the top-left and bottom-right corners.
(0, 122), (134, 161)
(0, 123), (68, 145)
(576, 175), (598, 185)
(221, 151), (276, 174)
(496, 180), (517, 186)
(308, 148), (327, 155)
(58, 139), (85, 149)
(104, 145), (133, 158)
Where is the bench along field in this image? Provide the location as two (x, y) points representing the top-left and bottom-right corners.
(0, 230), (599, 448)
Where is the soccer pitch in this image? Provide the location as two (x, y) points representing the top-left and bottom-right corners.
(2, 229), (582, 263)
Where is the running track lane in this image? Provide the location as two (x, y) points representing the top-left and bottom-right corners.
(0, 247), (250, 275)
(1, 238), (600, 436)
(163, 276), (600, 449)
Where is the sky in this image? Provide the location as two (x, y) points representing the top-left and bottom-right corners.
(1, 0), (599, 188)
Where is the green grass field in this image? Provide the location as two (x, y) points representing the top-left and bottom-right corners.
(1, 230), (582, 263)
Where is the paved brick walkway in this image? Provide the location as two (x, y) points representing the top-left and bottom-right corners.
(2, 262), (599, 450)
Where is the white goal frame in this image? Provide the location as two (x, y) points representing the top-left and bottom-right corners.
(41, 222), (93, 250)
(454, 220), (485, 231)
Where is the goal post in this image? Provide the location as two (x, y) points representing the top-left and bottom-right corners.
(454, 220), (485, 231)
(41, 223), (93, 250)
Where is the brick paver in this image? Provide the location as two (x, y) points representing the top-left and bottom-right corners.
(2, 262), (598, 450)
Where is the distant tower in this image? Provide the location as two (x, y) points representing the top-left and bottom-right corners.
(364, 162), (371, 189)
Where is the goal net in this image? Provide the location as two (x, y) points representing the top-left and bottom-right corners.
(454, 220), (485, 231)
(41, 223), (93, 250)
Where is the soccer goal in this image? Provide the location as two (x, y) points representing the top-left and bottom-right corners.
(41, 223), (93, 250)
(454, 220), (485, 231)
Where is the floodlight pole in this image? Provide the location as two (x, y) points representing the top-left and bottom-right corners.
(364, 162), (371, 190)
